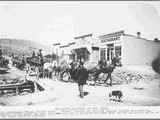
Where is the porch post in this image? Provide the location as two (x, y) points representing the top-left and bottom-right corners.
(99, 48), (101, 61)
(106, 44), (108, 61)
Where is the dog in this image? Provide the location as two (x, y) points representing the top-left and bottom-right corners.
(109, 90), (123, 102)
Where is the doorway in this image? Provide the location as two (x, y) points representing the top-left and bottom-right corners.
(107, 44), (114, 62)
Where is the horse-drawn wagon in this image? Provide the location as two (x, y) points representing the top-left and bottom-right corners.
(0, 56), (9, 73)
(26, 55), (53, 78)
(12, 56), (26, 70)
(0, 76), (44, 96)
(58, 60), (116, 86)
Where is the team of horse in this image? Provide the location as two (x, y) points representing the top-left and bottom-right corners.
(0, 57), (9, 68)
(12, 56), (26, 70)
(0, 56), (9, 73)
(11, 54), (116, 86)
(43, 60), (116, 86)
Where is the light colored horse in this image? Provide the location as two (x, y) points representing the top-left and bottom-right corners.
(43, 62), (54, 78)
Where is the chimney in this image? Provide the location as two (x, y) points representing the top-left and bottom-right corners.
(137, 32), (141, 38)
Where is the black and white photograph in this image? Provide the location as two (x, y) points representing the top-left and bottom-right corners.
(0, 1), (160, 118)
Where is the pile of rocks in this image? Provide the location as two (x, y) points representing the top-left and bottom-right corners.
(112, 68), (160, 85)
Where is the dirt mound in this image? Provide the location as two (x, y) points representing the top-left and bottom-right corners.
(112, 67), (160, 85)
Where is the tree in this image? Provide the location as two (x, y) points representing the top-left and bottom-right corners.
(152, 57), (160, 74)
(154, 38), (159, 42)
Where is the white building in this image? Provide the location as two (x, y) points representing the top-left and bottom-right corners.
(59, 34), (99, 64)
(59, 30), (160, 66)
(99, 30), (160, 66)
(59, 44), (71, 64)
(69, 34), (99, 63)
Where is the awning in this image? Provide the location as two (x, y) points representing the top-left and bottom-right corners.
(72, 47), (90, 54)
(92, 47), (99, 50)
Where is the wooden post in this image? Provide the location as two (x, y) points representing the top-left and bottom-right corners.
(34, 67), (39, 93)
(16, 86), (19, 95)
(34, 80), (38, 93)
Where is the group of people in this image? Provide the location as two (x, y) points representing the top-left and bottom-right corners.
(24, 51), (120, 99)
(48, 56), (118, 98)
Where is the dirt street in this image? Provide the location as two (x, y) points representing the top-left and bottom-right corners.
(0, 66), (160, 106)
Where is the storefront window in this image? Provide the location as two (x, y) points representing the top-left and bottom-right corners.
(115, 46), (121, 57)
(100, 48), (106, 61)
(74, 48), (90, 61)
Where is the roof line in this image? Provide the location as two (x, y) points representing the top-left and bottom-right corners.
(74, 34), (92, 39)
(124, 34), (157, 43)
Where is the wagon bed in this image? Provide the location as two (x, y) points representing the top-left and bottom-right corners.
(0, 80), (44, 96)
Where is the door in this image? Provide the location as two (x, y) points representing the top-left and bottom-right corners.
(100, 48), (106, 61)
(107, 44), (114, 63)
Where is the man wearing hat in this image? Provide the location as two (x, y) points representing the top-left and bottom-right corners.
(76, 61), (89, 98)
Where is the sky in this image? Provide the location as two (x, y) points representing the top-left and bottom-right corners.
(0, 1), (160, 47)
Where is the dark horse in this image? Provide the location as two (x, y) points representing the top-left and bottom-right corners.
(12, 56), (26, 70)
(88, 62), (116, 86)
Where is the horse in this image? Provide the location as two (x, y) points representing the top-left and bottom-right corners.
(0, 58), (9, 68)
(0, 57), (9, 73)
(57, 59), (116, 86)
(59, 61), (79, 82)
(26, 56), (45, 79)
(58, 61), (72, 81)
(42, 60), (69, 79)
(43, 62), (54, 79)
(87, 62), (116, 86)
(51, 61), (61, 76)
(12, 56), (26, 70)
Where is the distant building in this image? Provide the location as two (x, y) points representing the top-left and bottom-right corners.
(59, 44), (72, 63)
(99, 30), (160, 66)
(69, 34), (99, 63)
(60, 30), (160, 66)
(59, 34), (99, 63)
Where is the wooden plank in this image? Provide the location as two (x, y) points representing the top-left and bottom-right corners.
(0, 85), (33, 90)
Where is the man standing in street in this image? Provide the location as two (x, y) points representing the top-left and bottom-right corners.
(76, 61), (89, 98)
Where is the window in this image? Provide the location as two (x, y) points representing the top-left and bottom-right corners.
(75, 48), (90, 61)
(100, 48), (106, 61)
(107, 44), (114, 61)
(115, 46), (122, 56)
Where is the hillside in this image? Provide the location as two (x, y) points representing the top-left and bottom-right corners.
(0, 38), (49, 56)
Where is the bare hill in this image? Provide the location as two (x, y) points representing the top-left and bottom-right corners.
(0, 38), (49, 56)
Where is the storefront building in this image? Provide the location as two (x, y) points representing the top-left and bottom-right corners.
(59, 30), (160, 66)
(65, 34), (99, 63)
(99, 30), (123, 63)
(99, 30), (160, 66)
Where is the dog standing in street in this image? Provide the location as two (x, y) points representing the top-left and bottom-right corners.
(109, 90), (123, 102)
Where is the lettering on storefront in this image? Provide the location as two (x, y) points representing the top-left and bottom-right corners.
(100, 31), (124, 43)
(101, 36), (121, 43)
